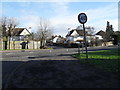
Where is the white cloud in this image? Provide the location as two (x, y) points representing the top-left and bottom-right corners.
(49, 2), (118, 36)
(1, 0), (120, 2)
(16, 2), (118, 37)
(49, 14), (79, 36)
(18, 15), (40, 32)
(86, 4), (117, 21)
(0, 3), (2, 17)
(85, 3), (118, 32)
(108, 19), (118, 31)
(50, 2), (70, 17)
(49, 2), (79, 36)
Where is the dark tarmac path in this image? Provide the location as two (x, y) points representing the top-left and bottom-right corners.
(5, 60), (120, 88)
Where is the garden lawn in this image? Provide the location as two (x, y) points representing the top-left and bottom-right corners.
(72, 49), (120, 74)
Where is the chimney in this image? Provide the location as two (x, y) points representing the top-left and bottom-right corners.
(107, 21), (110, 27)
(110, 25), (113, 30)
(28, 27), (32, 32)
(29, 27), (31, 29)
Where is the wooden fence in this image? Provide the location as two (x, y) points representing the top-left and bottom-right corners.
(0, 40), (41, 50)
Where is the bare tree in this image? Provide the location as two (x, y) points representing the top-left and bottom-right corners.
(8, 17), (19, 37)
(7, 17), (19, 49)
(0, 23), (2, 39)
(0, 17), (7, 37)
(86, 26), (95, 35)
(0, 17), (19, 50)
(86, 26), (95, 47)
(0, 17), (8, 49)
(37, 17), (53, 49)
(0, 26), (2, 39)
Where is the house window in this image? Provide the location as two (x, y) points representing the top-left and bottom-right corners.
(19, 36), (24, 41)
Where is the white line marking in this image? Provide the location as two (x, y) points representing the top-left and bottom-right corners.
(6, 53), (13, 55)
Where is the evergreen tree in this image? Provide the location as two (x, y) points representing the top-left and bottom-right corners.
(105, 21), (114, 42)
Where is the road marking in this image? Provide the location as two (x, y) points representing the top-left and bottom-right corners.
(0, 58), (2, 61)
(5, 53), (14, 55)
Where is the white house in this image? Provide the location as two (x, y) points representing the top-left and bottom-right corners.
(52, 37), (59, 43)
(12, 28), (31, 41)
(52, 36), (65, 44)
(66, 29), (89, 43)
(95, 35), (103, 40)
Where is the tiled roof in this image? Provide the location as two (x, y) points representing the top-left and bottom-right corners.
(76, 30), (84, 36)
(66, 29), (90, 37)
(13, 28), (31, 36)
(66, 30), (74, 36)
(114, 31), (120, 34)
(96, 30), (106, 36)
(12, 28), (25, 36)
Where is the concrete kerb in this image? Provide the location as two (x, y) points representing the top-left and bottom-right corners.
(0, 52), (2, 90)
(0, 45), (118, 53)
(0, 49), (51, 53)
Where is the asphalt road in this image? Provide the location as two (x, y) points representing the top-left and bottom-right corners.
(1, 45), (119, 88)
(1, 45), (118, 61)
(2, 46), (77, 88)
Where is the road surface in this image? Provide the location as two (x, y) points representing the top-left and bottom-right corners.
(1, 46), (119, 88)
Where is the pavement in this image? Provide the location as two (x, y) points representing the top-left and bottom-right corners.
(2, 46), (120, 88)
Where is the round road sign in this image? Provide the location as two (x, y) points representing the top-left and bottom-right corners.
(78, 13), (87, 24)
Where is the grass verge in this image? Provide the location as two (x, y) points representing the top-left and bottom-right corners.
(72, 49), (120, 74)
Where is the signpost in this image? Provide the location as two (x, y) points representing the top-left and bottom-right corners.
(76, 42), (80, 55)
(78, 13), (88, 60)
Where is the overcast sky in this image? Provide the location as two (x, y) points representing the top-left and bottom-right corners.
(1, 0), (119, 36)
